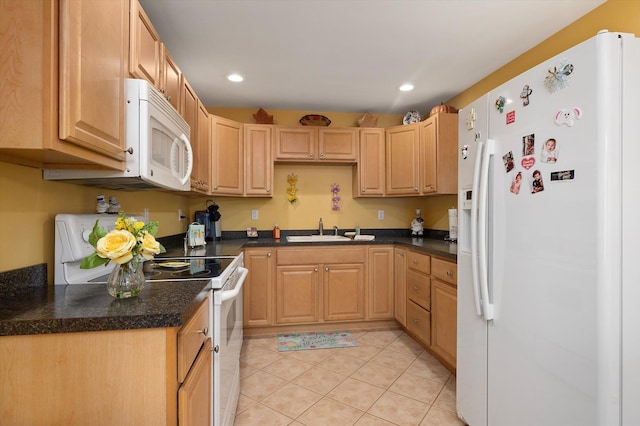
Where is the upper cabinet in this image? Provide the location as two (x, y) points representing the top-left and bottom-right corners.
(129, 0), (161, 87)
(354, 128), (385, 197)
(192, 100), (210, 194)
(385, 112), (458, 196)
(385, 124), (420, 195)
(420, 113), (458, 195)
(129, 0), (182, 110)
(244, 125), (274, 197)
(211, 116), (244, 195)
(0, 0), (128, 169)
(274, 127), (357, 162)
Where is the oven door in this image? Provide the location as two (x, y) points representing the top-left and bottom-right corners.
(214, 266), (247, 426)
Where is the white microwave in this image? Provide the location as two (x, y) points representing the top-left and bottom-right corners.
(44, 79), (193, 191)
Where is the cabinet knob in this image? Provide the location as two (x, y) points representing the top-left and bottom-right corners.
(413, 259), (419, 264)
(414, 319), (420, 324)
(413, 286), (419, 291)
(267, 252), (272, 257)
(197, 327), (208, 336)
(124, 147), (134, 155)
(399, 252), (404, 257)
(414, 187), (419, 192)
(214, 186), (218, 190)
(309, 153), (314, 158)
(319, 153), (324, 158)
(266, 188), (270, 193)
(325, 266), (329, 272)
(166, 95), (172, 102)
(213, 345), (220, 353)
(446, 270), (453, 276)
(314, 267), (318, 272)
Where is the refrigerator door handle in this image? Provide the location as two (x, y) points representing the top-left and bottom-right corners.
(478, 138), (495, 320)
(470, 140), (484, 316)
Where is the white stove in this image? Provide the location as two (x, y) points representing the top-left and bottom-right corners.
(53, 213), (246, 426)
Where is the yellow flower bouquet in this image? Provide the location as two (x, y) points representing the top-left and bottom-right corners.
(81, 213), (166, 298)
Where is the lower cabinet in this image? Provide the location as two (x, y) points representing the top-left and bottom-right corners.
(368, 246), (394, 320)
(0, 294), (211, 426)
(430, 258), (458, 369)
(394, 247), (407, 326)
(243, 248), (275, 327)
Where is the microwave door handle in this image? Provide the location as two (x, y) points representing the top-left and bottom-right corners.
(171, 133), (193, 185)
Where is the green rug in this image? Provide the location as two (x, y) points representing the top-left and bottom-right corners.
(278, 331), (358, 352)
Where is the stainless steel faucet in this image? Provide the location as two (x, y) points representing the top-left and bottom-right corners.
(333, 225), (339, 236)
(319, 218), (323, 236)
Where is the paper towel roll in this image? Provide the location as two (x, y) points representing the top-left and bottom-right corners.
(448, 209), (458, 240)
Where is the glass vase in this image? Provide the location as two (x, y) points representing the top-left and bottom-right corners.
(106, 257), (145, 298)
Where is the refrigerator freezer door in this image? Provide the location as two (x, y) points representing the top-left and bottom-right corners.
(457, 96), (489, 426)
(485, 33), (621, 426)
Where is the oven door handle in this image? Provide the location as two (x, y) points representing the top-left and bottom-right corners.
(220, 267), (248, 302)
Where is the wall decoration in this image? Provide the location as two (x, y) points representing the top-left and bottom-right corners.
(495, 96), (506, 113)
(540, 138), (559, 163)
(520, 85), (533, 106)
(287, 173), (298, 204)
(330, 183), (341, 211)
(554, 107), (582, 126)
(544, 61), (574, 93)
(253, 108), (274, 124)
(403, 110), (421, 125)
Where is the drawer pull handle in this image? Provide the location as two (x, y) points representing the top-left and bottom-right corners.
(413, 259), (419, 264)
(197, 327), (208, 336)
(413, 286), (419, 291)
(414, 319), (419, 324)
(446, 271), (453, 276)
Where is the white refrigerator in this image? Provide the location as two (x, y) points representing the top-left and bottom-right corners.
(457, 31), (640, 426)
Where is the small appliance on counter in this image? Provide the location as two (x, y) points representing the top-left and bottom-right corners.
(194, 200), (222, 241)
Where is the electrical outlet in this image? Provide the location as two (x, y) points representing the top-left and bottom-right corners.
(178, 209), (183, 221)
(378, 210), (385, 220)
(144, 208), (149, 223)
(251, 210), (259, 220)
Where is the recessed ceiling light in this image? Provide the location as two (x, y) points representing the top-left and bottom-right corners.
(227, 73), (244, 83)
(399, 83), (414, 92)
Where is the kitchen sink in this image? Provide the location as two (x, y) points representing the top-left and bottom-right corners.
(286, 235), (351, 242)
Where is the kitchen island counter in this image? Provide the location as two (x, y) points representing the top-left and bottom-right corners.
(0, 280), (210, 337)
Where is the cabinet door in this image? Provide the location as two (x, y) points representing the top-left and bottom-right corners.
(59, 0), (128, 161)
(193, 100), (210, 193)
(394, 247), (407, 326)
(211, 116), (244, 195)
(420, 116), (437, 194)
(161, 44), (181, 111)
(274, 127), (316, 160)
(129, 0), (160, 87)
(243, 248), (275, 327)
(367, 246), (394, 320)
(385, 124), (420, 195)
(181, 78), (199, 190)
(431, 280), (457, 369)
(318, 128), (357, 161)
(276, 265), (320, 324)
(178, 339), (212, 426)
(324, 263), (365, 321)
(355, 128), (385, 197)
(245, 125), (273, 197)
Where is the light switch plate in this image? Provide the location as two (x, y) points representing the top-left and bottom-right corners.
(378, 210), (384, 220)
(251, 210), (259, 220)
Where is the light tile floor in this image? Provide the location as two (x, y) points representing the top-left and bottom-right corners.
(235, 329), (467, 426)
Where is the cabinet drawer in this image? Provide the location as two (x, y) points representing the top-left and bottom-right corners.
(407, 269), (430, 310)
(277, 247), (365, 265)
(432, 258), (457, 286)
(407, 300), (431, 345)
(407, 250), (430, 274)
(177, 296), (210, 383)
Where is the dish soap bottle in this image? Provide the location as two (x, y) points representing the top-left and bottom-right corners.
(273, 224), (281, 240)
(355, 224), (360, 236)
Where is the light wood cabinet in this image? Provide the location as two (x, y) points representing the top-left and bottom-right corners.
(394, 247), (407, 327)
(419, 112), (458, 195)
(243, 248), (275, 327)
(180, 77), (199, 192)
(430, 257), (457, 370)
(274, 127), (357, 162)
(367, 246), (394, 320)
(276, 247), (366, 325)
(0, 294), (212, 425)
(407, 299), (431, 346)
(178, 338), (212, 426)
(211, 116), (244, 195)
(405, 250), (432, 346)
(192, 100), (211, 193)
(353, 128), (385, 197)
(244, 125), (274, 197)
(160, 45), (182, 111)
(1, 0), (127, 168)
(385, 124), (420, 195)
(129, 0), (161, 87)
(276, 264), (321, 324)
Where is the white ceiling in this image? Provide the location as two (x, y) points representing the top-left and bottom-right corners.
(139, 0), (605, 115)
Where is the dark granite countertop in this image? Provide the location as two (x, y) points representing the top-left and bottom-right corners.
(0, 280), (211, 337)
(0, 230), (455, 337)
